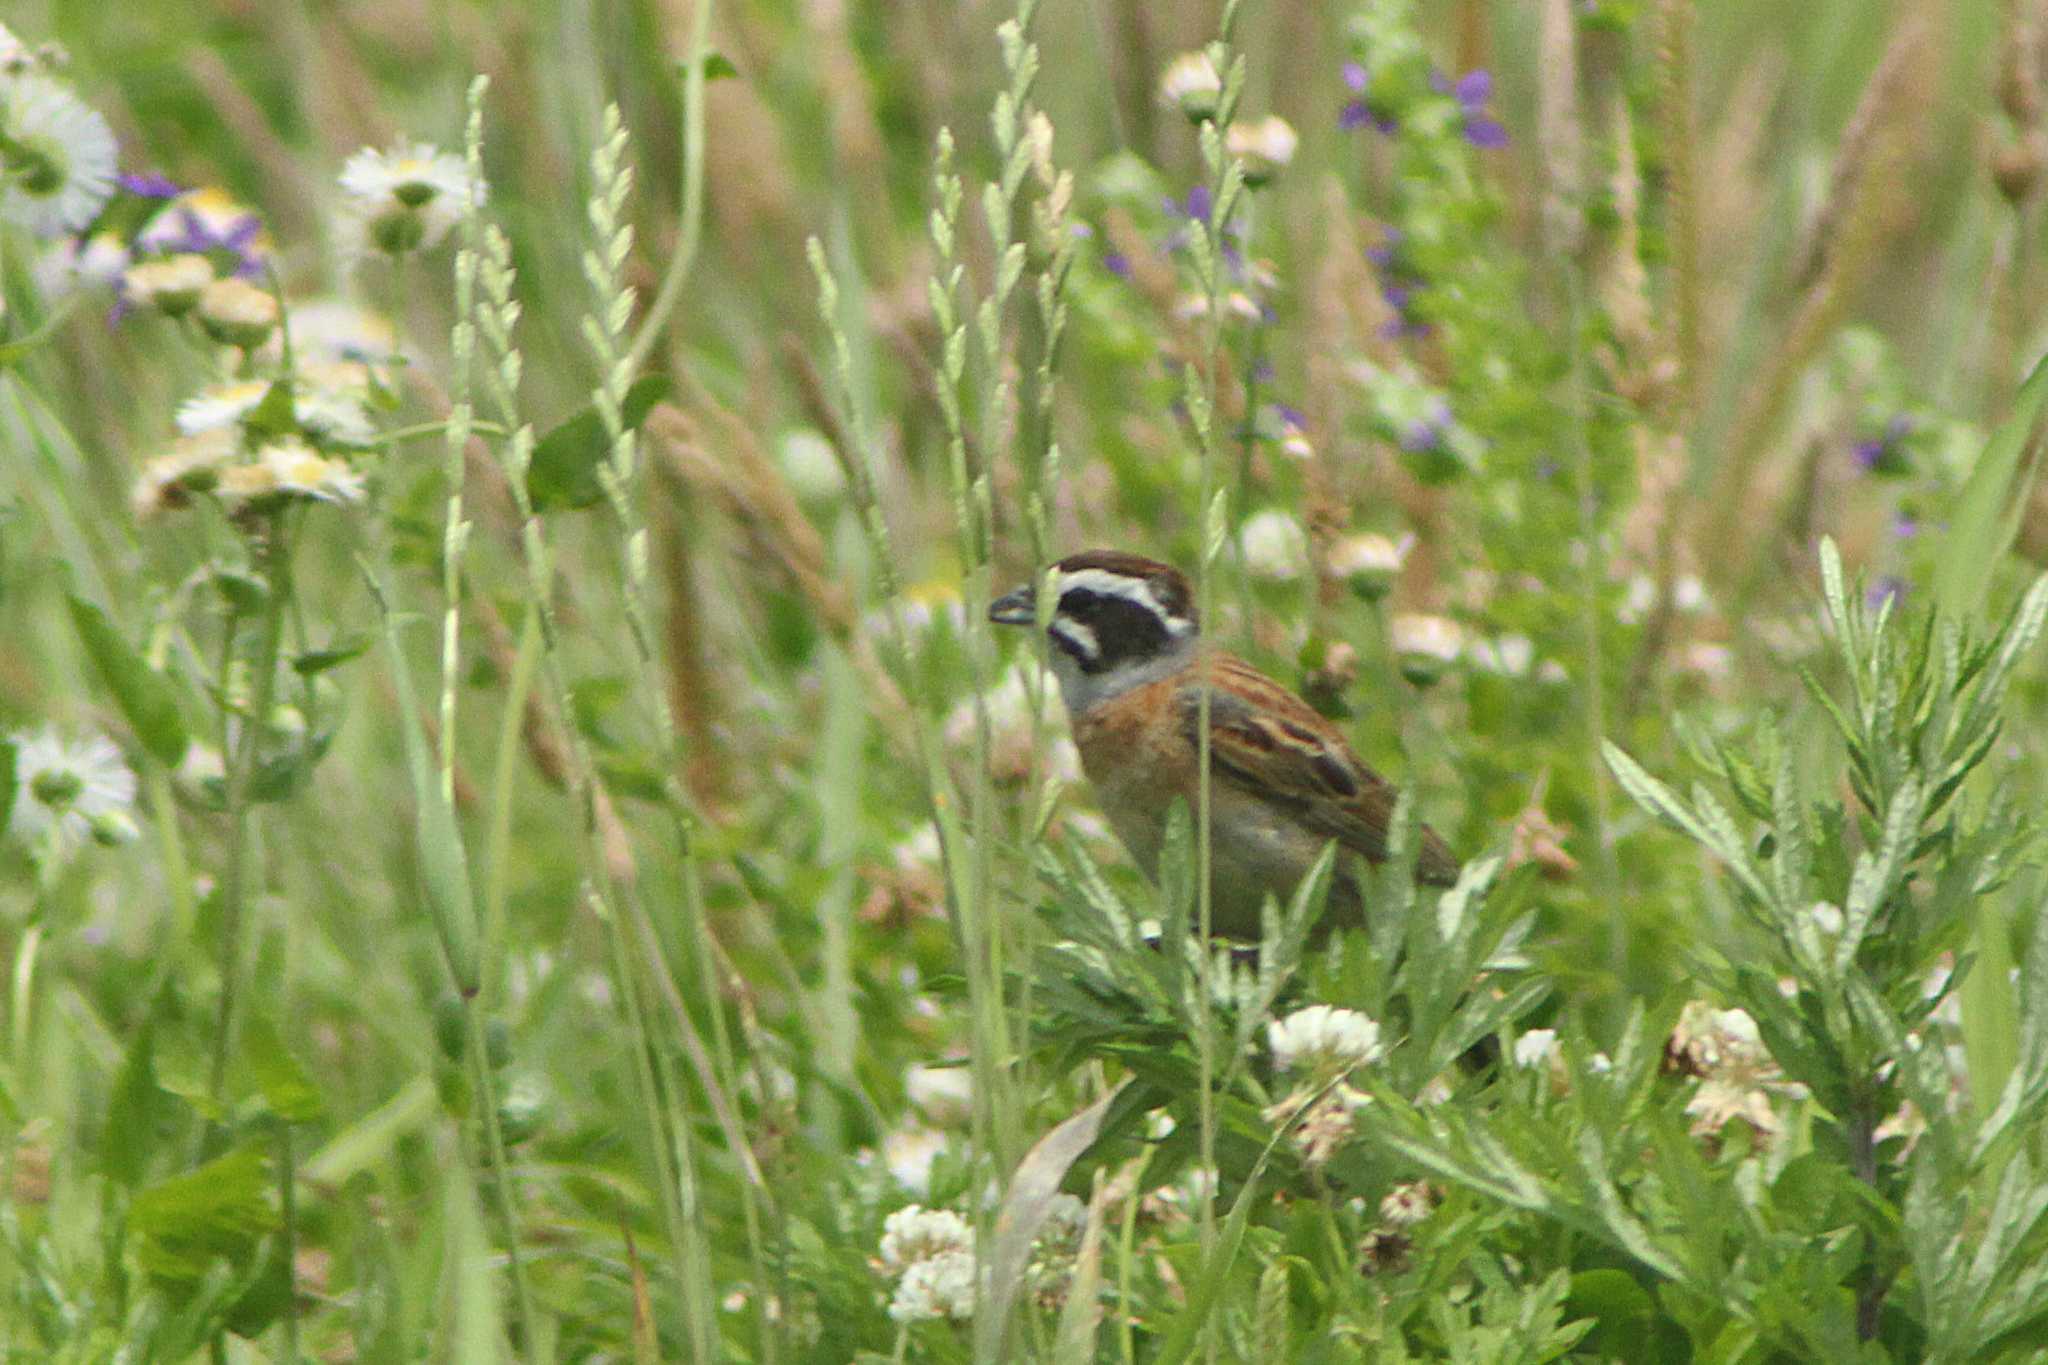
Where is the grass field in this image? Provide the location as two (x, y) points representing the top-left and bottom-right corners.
(4, 0), (2048, 1360)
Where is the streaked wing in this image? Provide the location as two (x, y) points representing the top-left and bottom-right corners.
(1178, 654), (1460, 886)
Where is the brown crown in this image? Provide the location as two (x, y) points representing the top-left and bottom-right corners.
(1054, 549), (1196, 625)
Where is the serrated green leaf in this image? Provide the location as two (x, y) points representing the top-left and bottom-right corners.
(526, 375), (673, 512)
(1935, 351), (2048, 621)
(131, 1147), (277, 1282)
(241, 1012), (326, 1124)
(67, 595), (189, 768)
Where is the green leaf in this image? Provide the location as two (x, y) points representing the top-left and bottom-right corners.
(1935, 350), (2048, 621)
(67, 595), (188, 768)
(105, 1007), (173, 1187)
(131, 1147), (278, 1282)
(370, 579), (480, 996)
(1150, 1126), (1285, 1365)
(525, 375), (672, 511)
(977, 1086), (1123, 1359)
(292, 635), (373, 676)
(241, 1012), (326, 1123)
(0, 736), (14, 834)
(1566, 1270), (1657, 1359)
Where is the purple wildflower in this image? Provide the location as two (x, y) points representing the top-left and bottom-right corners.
(1342, 62), (1369, 93)
(1365, 227), (1403, 269)
(1255, 361), (1280, 385)
(1102, 251), (1132, 279)
(156, 206), (268, 278)
(1866, 575), (1908, 611)
(1853, 414), (1915, 476)
(1183, 184), (1213, 221)
(1892, 511), (1919, 539)
(118, 171), (183, 199)
(1273, 402), (1306, 430)
(1435, 67), (1509, 148)
(1400, 402), (1454, 452)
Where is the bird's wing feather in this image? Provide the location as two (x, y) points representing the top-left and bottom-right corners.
(1178, 654), (1460, 885)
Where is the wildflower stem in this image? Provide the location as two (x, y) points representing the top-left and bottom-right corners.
(463, 999), (540, 1355)
(622, 0), (714, 377)
(205, 512), (291, 1135)
(277, 1119), (300, 1364)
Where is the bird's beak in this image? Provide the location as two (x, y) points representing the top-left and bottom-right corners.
(988, 585), (1036, 626)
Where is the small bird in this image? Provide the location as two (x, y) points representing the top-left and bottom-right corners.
(990, 549), (1459, 938)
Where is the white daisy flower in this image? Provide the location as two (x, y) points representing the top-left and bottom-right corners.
(1268, 1004), (1384, 1075)
(0, 74), (117, 236)
(8, 727), (138, 854)
(215, 460), (282, 504)
(121, 253), (214, 316)
(339, 142), (483, 254)
(256, 437), (364, 505)
(293, 382), (376, 446)
(34, 228), (129, 298)
(132, 428), (239, 519)
(176, 380), (271, 437)
(1240, 508), (1309, 581)
(196, 276), (279, 348)
(273, 300), (403, 385)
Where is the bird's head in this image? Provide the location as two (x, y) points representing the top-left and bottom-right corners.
(990, 550), (1199, 707)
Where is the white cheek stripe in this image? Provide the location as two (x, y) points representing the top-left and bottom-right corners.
(1049, 617), (1100, 660)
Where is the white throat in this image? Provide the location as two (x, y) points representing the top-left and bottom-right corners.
(1048, 630), (1197, 716)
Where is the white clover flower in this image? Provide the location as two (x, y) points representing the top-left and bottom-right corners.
(1511, 1028), (1560, 1069)
(880, 1127), (947, 1194)
(888, 1249), (977, 1323)
(1806, 901), (1845, 938)
(1469, 634), (1535, 676)
(1268, 1004), (1383, 1075)
(132, 428), (240, 519)
(1389, 613), (1463, 686)
(8, 728), (137, 854)
(1158, 51), (1222, 121)
(197, 276), (280, 348)
(34, 228), (128, 298)
(1587, 1051), (1614, 1075)
(177, 380), (271, 437)
(878, 1205), (973, 1275)
(0, 74), (117, 236)
(1240, 509), (1309, 581)
(904, 1063), (974, 1127)
(339, 142), (483, 254)
(1670, 1001), (1796, 1140)
(1327, 532), (1408, 601)
(255, 437), (365, 506)
(1225, 115), (1298, 186)
(1378, 1181), (1436, 1228)
(778, 427), (845, 501)
(1175, 290), (1263, 323)
(121, 253), (214, 316)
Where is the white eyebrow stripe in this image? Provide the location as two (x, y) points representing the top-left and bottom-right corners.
(1056, 568), (1175, 622)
